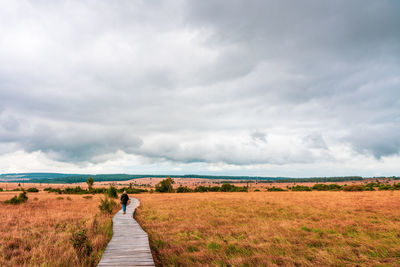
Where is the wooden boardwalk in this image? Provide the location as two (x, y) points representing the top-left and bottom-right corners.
(98, 198), (155, 267)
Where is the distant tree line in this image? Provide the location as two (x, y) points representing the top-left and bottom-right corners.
(265, 182), (400, 192)
(6, 172), (396, 184)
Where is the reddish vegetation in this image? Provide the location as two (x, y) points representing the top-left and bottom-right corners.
(0, 192), (117, 266)
(136, 191), (400, 266)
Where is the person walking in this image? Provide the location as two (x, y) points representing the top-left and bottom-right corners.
(120, 190), (129, 214)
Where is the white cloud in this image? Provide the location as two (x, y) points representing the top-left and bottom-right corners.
(0, 0), (399, 176)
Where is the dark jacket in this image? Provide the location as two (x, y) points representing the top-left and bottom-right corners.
(120, 193), (129, 204)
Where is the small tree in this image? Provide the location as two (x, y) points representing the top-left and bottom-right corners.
(99, 195), (117, 214)
(107, 186), (118, 198)
(86, 177), (94, 190)
(155, 177), (175, 193)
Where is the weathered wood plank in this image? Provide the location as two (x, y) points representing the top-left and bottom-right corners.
(97, 198), (155, 267)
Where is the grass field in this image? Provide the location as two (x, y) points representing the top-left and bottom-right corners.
(135, 191), (400, 266)
(0, 192), (117, 266)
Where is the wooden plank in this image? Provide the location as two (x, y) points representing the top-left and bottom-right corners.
(97, 198), (155, 267)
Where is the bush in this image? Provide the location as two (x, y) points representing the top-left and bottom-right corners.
(267, 187), (286, 192)
(27, 187), (39, 192)
(107, 186), (118, 198)
(63, 186), (88, 194)
(328, 184), (342, 190)
(86, 177), (94, 190)
(99, 195), (116, 214)
(291, 185), (312, 191)
(342, 185), (364, 191)
(117, 187), (148, 194)
(209, 186), (221, 192)
(0, 188), (3, 192)
(312, 184), (342, 191)
(70, 229), (92, 260)
(194, 186), (209, 192)
(220, 183), (235, 192)
(89, 187), (107, 194)
(378, 184), (393, 191)
(4, 192), (28, 204)
(155, 177), (175, 193)
(176, 186), (192, 193)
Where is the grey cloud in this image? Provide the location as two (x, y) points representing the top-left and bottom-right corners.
(0, 0), (399, 174)
(346, 124), (400, 159)
(251, 131), (267, 143)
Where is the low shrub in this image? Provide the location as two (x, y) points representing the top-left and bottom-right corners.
(194, 186), (209, 192)
(155, 177), (175, 193)
(378, 184), (394, 191)
(70, 229), (93, 261)
(176, 186), (193, 193)
(4, 192), (28, 204)
(291, 185), (312, 191)
(27, 187), (39, 192)
(99, 195), (116, 214)
(267, 187), (286, 192)
(117, 187), (148, 194)
(312, 184), (342, 191)
(342, 185), (364, 191)
(107, 186), (118, 199)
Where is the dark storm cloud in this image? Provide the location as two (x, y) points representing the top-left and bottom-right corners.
(0, 0), (399, 173)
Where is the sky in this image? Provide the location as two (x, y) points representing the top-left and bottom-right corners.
(0, 0), (399, 177)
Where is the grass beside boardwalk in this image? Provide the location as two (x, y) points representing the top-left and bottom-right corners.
(136, 191), (400, 266)
(0, 192), (118, 266)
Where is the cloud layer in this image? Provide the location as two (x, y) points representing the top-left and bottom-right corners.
(0, 0), (399, 176)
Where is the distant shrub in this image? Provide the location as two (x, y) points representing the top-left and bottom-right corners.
(155, 177), (175, 193)
(86, 177), (94, 190)
(342, 185), (364, 191)
(117, 187), (148, 194)
(267, 187), (286, 192)
(89, 187), (107, 194)
(44, 187), (62, 194)
(254, 189), (260, 192)
(66, 197), (72, 201)
(378, 184), (393, 191)
(291, 185), (312, 191)
(27, 187), (39, 192)
(56, 197), (64, 200)
(4, 192), (28, 204)
(107, 186), (118, 198)
(209, 186), (221, 192)
(99, 195), (116, 214)
(63, 186), (87, 194)
(328, 184), (342, 190)
(220, 183), (235, 192)
(176, 186), (192, 193)
(220, 183), (248, 192)
(312, 184), (342, 191)
(0, 188), (3, 192)
(194, 186), (209, 192)
(83, 196), (93, 199)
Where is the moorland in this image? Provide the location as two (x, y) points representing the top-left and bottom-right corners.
(1, 178), (400, 266)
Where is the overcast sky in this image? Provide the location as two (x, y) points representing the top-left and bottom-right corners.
(0, 0), (399, 177)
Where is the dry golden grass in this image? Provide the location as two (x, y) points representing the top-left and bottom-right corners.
(135, 191), (400, 266)
(0, 192), (118, 266)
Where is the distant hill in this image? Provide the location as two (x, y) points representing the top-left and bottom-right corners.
(0, 172), (382, 184)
